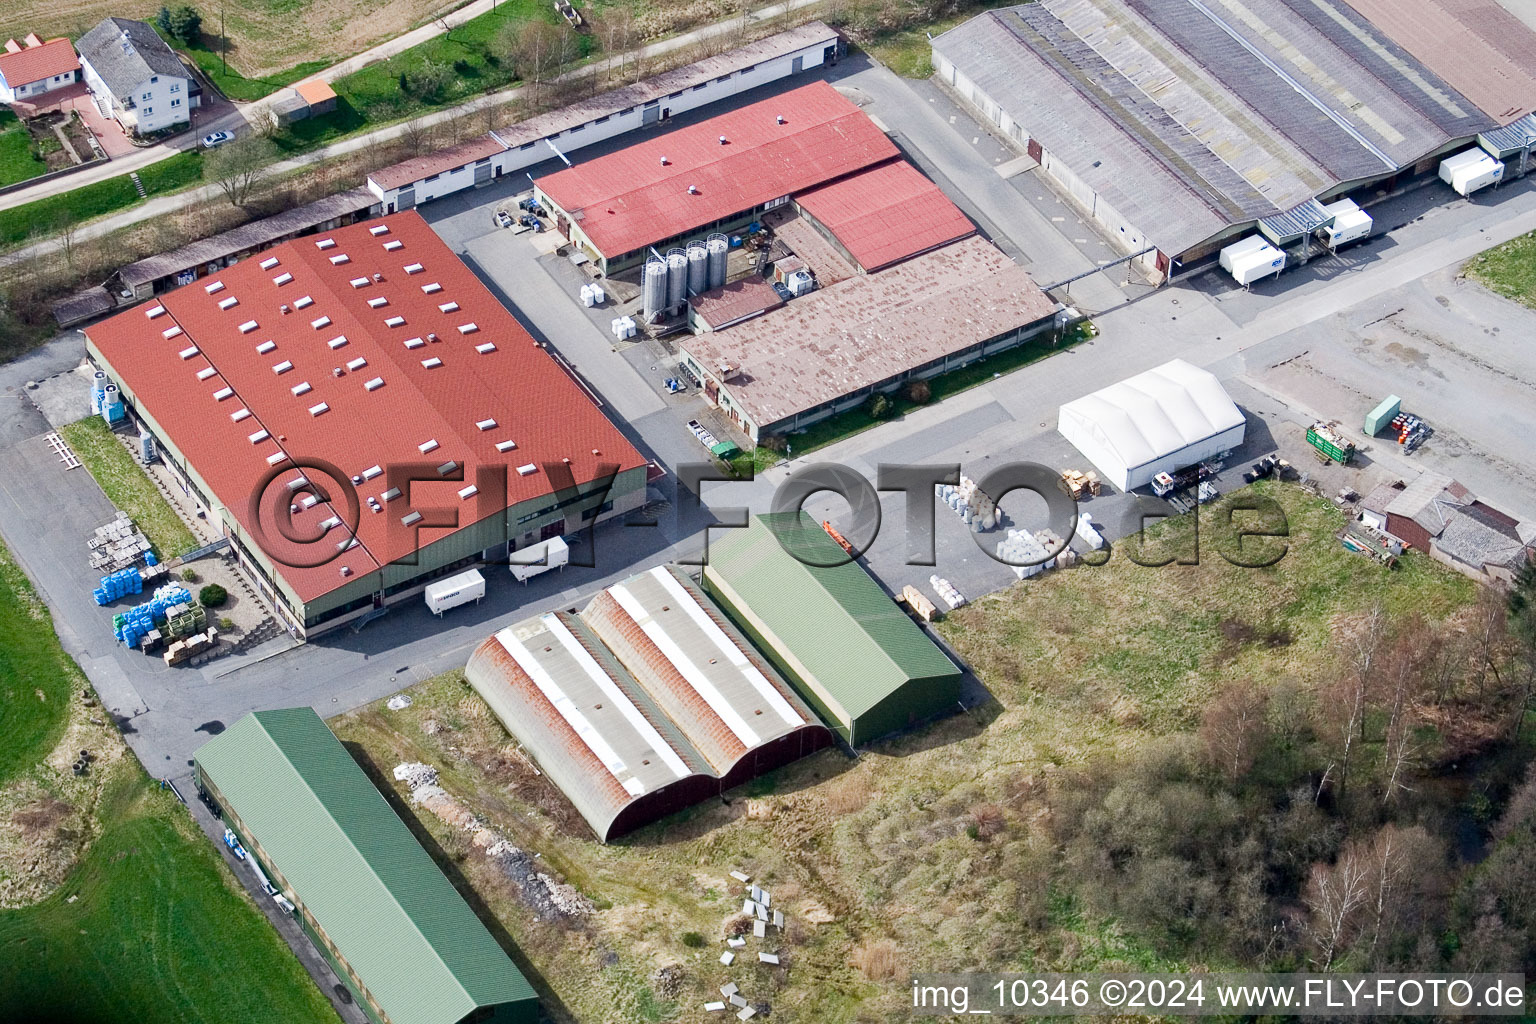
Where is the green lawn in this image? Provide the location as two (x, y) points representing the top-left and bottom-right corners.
(0, 541), (82, 788)
(333, 0), (581, 122)
(0, 773), (339, 1024)
(60, 417), (199, 561)
(0, 118), (48, 188)
(0, 150), (204, 248)
(1465, 229), (1536, 308)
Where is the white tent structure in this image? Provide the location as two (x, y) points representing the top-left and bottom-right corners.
(1057, 359), (1245, 492)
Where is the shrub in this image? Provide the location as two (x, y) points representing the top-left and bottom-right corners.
(217, 616), (234, 631)
(760, 434), (788, 454)
(852, 938), (902, 981)
(864, 393), (895, 421)
(905, 378), (933, 404)
(680, 931), (704, 948)
(180, 568), (197, 583)
(198, 583), (227, 608)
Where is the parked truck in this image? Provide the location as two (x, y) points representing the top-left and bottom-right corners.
(424, 568), (486, 616)
(509, 536), (569, 583)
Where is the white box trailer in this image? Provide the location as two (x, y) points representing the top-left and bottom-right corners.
(1440, 149), (1504, 196)
(1220, 235), (1286, 285)
(1321, 198), (1372, 248)
(509, 535), (569, 583)
(424, 568), (485, 615)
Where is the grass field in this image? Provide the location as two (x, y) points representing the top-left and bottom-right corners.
(1465, 229), (1536, 309)
(178, 38), (330, 102)
(331, 482), (1480, 1022)
(0, 149), (203, 248)
(60, 417), (199, 560)
(0, 542), (84, 789)
(0, 112), (49, 189)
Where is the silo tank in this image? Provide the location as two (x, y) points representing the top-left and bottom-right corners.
(666, 248), (688, 309)
(686, 242), (708, 296)
(706, 233), (728, 289)
(641, 258), (667, 320)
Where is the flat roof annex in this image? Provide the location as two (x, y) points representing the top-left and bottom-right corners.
(86, 212), (644, 604)
(534, 81), (899, 257)
(193, 708), (537, 1024)
(682, 236), (1055, 427)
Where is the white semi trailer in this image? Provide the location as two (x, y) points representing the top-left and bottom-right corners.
(509, 535), (569, 583)
(424, 568), (486, 615)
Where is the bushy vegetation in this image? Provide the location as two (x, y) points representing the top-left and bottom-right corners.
(199, 583), (228, 607)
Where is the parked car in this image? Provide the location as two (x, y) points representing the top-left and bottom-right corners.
(201, 130), (235, 149)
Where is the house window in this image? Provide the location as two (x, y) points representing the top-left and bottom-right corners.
(171, 82), (180, 93)
(171, 98), (181, 107)
(150, 76), (158, 83)
(141, 91), (152, 100)
(144, 106), (153, 114)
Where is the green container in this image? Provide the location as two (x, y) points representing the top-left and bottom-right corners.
(1364, 395), (1401, 437)
(1307, 425), (1355, 464)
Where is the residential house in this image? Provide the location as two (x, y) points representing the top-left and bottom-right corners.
(0, 34), (80, 105)
(77, 18), (198, 136)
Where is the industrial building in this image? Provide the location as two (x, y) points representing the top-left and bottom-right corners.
(930, 0), (1536, 279)
(1363, 474), (1534, 585)
(366, 23), (841, 212)
(703, 512), (964, 746)
(194, 708), (539, 1024)
(679, 235), (1059, 442)
(533, 81), (900, 274)
(84, 212), (648, 637)
(464, 564), (831, 841)
(1056, 359), (1246, 492)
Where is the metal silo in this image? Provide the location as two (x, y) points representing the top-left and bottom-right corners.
(706, 233), (729, 290)
(641, 257), (667, 320)
(686, 241), (708, 296)
(665, 248), (687, 309)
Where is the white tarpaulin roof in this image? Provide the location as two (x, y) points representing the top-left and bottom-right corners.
(1057, 359), (1244, 488)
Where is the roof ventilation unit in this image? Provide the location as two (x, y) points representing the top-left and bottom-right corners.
(372, 273), (383, 283)
(659, 155), (668, 165)
(427, 332), (439, 342)
(340, 566), (352, 577)
(280, 304), (291, 314)
(687, 185), (698, 194)
(719, 135), (728, 145)
(776, 115), (785, 124)
(333, 367), (344, 378)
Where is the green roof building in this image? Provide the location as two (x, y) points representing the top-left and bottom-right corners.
(702, 512), (963, 745)
(193, 708), (538, 1024)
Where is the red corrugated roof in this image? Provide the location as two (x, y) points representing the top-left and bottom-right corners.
(688, 277), (783, 328)
(534, 81), (899, 258)
(794, 160), (975, 271)
(0, 38), (78, 87)
(86, 212), (644, 605)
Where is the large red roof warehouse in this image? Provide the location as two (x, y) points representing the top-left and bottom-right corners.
(86, 212), (645, 604)
(534, 81), (899, 258)
(794, 160), (976, 272)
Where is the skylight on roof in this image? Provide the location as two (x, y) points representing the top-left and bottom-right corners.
(309, 402), (329, 417)
(457, 323), (479, 334)
(291, 382), (311, 396)
(259, 257), (280, 270)
(218, 296), (238, 310)
(404, 337), (424, 349)
(401, 511), (422, 526)
(327, 336), (348, 350)
(256, 340), (276, 354)
(517, 463), (538, 476)
(475, 342), (496, 354)
(238, 320), (259, 334)
(382, 487), (402, 501)
(364, 376), (384, 391)
(418, 439), (438, 453)
(346, 357), (366, 371)
(248, 429), (269, 443)
(273, 360), (293, 374)
(367, 296), (388, 309)
(310, 315), (331, 329)
(196, 367), (217, 381)
(349, 277), (369, 288)
(294, 295), (314, 309)
(361, 465), (382, 480)
(273, 272), (293, 286)
(436, 460), (457, 475)
(383, 240), (403, 251)
(231, 408), (250, 422)
(319, 515), (340, 530)
(316, 238), (335, 250)
(146, 305), (165, 319)
(178, 345), (199, 359)
(495, 440), (517, 452)
(384, 316), (405, 327)
(328, 254), (350, 265)
(438, 301), (459, 313)
(458, 485), (478, 500)
(369, 225), (390, 236)
(266, 451), (288, 466)
(403, 263), (424, 274)
(421, 357), (443, 369)
(421, 282), (442, 294)
(475, 418), (497, 431)
(213, 387), (233, 401)
(205, 281), (224, 294)
(162, 326), (183, 339)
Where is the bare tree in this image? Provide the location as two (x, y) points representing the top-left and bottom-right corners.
(1377, 617), (1433, 805)
(1360, 825), (1440, 967)
(399, 117), (434, 156)
(1302, 845), (1371, 970)
(247, 103), (283, 141)
(204, 136), (278, 208)
(1199, 678), (1270, 784)
(1322, 603), (1388, 803)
